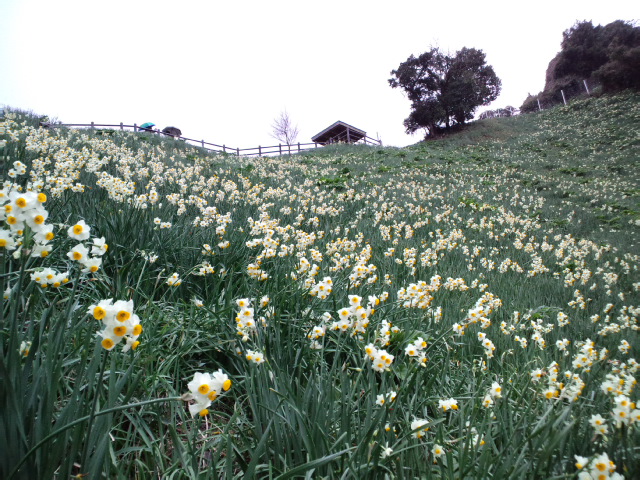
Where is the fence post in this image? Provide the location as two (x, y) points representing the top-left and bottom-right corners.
(279, 144), (282, 156)
(134, 123), (137, 132)
(259, 145), (262, 156)
(561, 90), (567, 106)
(90, 121), (95, 129)
(223, 145), (226, 153)
(298, 142), (301, 153)
(583, 79), (590, 95)
(537, 99), (542, 111)
(236, 148), (239, 156)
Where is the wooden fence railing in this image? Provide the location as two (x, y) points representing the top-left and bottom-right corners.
(41, 122), (382, 156)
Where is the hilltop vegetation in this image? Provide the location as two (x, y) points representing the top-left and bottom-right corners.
(522, 19), (640, 112)
(1, 92), (639, 479)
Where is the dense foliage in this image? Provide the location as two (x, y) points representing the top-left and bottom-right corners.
(521, 20), (640, 112)
(389, 47), (501, 136)
(1, 92), (639, 479)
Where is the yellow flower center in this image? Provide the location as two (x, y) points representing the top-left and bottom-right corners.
(34, 215), (45, 225)
(223, 379), (232, 391)
(41, 251), (49, 258)
(73, 252), (82, 260)
(131, 341), (140, 350)
(113, 326), (127, 337)
(7, 216), (17, 225)
(73, 224), (84, 235)
(208, 391), (218, 401)
(16, 198), (27, 208)
(0, 239), (6, 248)
(4, 205), (12, 213)
(199, 408), (209, 417)
(93, 306), (107, 320)
(45, 232), (54, 241)
(90, 265), (99, 272)
(198, 384), (210, 395)
(133, 324), (142, 335)
(101, 338), (115, 350)
(37, 193), (47, 202)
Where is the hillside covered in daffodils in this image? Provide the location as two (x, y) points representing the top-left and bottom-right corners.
(1, 92), (639, 479)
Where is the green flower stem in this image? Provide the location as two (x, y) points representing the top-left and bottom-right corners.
(79, 351), (110, 468)
(8, 396), (182, 479)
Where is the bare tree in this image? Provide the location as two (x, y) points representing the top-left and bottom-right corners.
(270, 110), (299, 145)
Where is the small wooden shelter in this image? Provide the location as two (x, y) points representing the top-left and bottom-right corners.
(311, 121), (367, 145)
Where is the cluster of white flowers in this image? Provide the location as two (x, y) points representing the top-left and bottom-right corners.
(235, 298), (256, 339)
(67, 219), (108, 273)
(574, 452), (624, 479)
(330, 295), (378, 336)
(89, 299), (142, 352)
(610, 394), (640, 428)
(453, 291), (502, 335)
(245, 349), (265, 365)
(153, 217), (172, 229)
(482, 381), (502, 408)
(0, 185), (53, 257)
(410, 418), (430, 439)
(184, 370), (232, 417)
(438, 398), (459, 412)
(309, 276), (333, 299)
(397, 276), (440, 309)
(404, 336), (428, 366)
(247, 262), (269, 281)
(477, 332), (496, 358)
(166, 272), (182, 286)
(375, 390), (397, 406)
(364, 342), (394, 372)
(30, 267), (70, 288)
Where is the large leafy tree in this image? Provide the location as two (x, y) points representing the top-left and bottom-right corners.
(389, 47), (501, 136)
(550, 20), (640, 93)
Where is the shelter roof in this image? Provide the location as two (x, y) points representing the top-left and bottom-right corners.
(311, 121), (366, 145)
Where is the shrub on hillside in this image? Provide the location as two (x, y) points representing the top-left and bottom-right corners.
(520, 95), (540, 113)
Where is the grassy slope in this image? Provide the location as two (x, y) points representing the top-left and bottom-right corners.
(304, 91), (639, 251)
(2, 91), (639, 479)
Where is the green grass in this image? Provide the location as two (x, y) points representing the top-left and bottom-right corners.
(1, 91), (639, 479)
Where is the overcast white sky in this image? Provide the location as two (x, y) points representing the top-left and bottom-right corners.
(0, 1), (637, 149)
